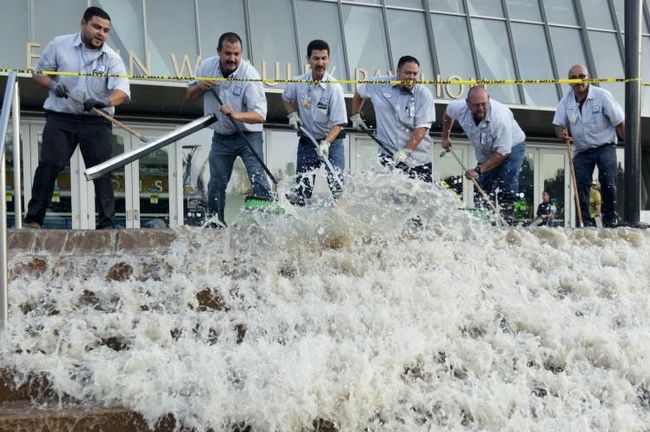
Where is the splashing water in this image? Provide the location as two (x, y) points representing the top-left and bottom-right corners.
(3, 168), (650, 431)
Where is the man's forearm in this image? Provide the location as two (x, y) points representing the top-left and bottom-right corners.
(441, 113), (454, 139)
(405, 127), (428, 151)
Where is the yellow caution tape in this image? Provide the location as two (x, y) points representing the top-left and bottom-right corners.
(1, 67), (648, 86)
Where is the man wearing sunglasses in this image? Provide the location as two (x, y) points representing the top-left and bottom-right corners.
(552, 64), (624, 228)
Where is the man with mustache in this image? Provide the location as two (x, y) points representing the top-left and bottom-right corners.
(187, 32), (271, 227)
(350, 55), (435, 182)
(282, 39), (347, 206)
(23, 6), (130, 229)
(553, 64), (624, 227)
(441, 86), (526, 225)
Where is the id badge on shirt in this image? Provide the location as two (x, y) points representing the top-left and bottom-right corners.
(93, 64), (106, 74)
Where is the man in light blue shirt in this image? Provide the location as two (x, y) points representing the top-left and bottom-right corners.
(441, 86), (526, 224)
(351, 55), (436, 182)
(553, 64), (624, 227)
(24, 6), (130, 229)
(282, 39), (347, 205)
(187, 32), (271, 227)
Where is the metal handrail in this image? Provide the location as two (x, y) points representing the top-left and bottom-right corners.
(0, 71), (18, 330)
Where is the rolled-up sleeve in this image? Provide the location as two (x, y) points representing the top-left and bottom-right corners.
(245, 82), (267, 120)
(328, 85), (348, 127)
(552, 100), (568, 127)
(415, 87), (435, 128)
(282, 82), (296, 103)
(107, 53), (130, 100)
(35, 40), (57, 72)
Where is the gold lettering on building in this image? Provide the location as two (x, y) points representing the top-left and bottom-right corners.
(171, 53), (202, 78)
(26, 43), (40, 69)
(129, 51), (151, 76)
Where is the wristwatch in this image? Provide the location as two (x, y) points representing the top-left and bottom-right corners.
(474, 165), (482, 175)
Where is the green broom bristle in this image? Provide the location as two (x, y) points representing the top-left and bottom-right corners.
(244, 196), (285, 214)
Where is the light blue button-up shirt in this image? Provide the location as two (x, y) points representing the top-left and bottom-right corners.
(282, 71), (347, 140)
(36, 33), (130, 116)
(190, 57), (266, 134)
(446, 99), (526, 164)
(552, 85), (624, 154)
(357, 76), (435, 168)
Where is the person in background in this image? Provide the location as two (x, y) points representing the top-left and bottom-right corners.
(350, 55), (435, 182)
(282, 39), (347, 206)
(441, 86), (526, 225)
(589, 180), (603, 227)
(553, 64), (624, 227)
(536, 191), (556, 227)
(24, 6), (130, 229)
(187, 32), (272, 227)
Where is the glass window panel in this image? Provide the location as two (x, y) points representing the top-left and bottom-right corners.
(249, 0), (299, 87)
(342, 5), (391, 79)
(295, 0), (348, 81)
(505, 0), (542, 21)
(510, 23), (558, 107)
(515, 152), (535, 223)
(541, 152), (566, 226)
(146, 0), (198, 76)
(91, 0), (145, 63)
(582, 0), (615, 29)
(428, 0), (465, 14)
(343, 0), (382, 4)
(471, 18), (520, 104)
(549, 27), (587, 95)
(197, 0), (247, 60)
(431, 14), (477, 97)
(33, 0), (87, 48)
(640, 36), (650, 115)
(543, 0), (578, 25)
(387, 10), (434, 80)
(0, 1), (29, 68)
(588, 30), (625, 104)
(467, 0), (504, 17)
(386, 0), (424, 8)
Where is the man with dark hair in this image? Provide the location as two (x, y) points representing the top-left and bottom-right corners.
(187, 32), (271, 227)
(553, 64), (624, 227)
(24, 6), (130, 229)
(351, 55), (435, 182)
(282, 39), (347, 205)
(441, 86), (526, 225)
(536, 191), (556, 227)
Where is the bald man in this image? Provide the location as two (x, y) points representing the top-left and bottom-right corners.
(441, 86), (526, 224)
(553, 64), (624, 227)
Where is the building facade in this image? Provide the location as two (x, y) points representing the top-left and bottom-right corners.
(1, 0), (649, 228)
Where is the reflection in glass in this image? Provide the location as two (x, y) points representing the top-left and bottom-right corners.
(197, 0), (248, 60)
(295, 0), (348, 80)
(146, 0), (198, 76)
(541, 152), (566, 226)
(249, 0), (299, 87)
(471, 19), (520, 104)
(139, 143), (170, 229)
(33, 0), (87, 48)
(515, 152), (534, 224)
(431, 14), (476, 98)
(510, 23), (558, 107)
(467, 0), (504, 17)
(542, 0), (578, 25)
(549, 27), (587, 95)
(505, 0), (541, 21)
(0, 1), (29, 68)
(92, 0), (145, 63)
(342, 6), (391, 79)
(428, 0), (464, 14)
(588, 31), (624, 104)
(582, 0), (615, 29)
(438, 146), (464, 200)
(387, 10), (435, 79)
(615, 147), (625, 218)
(641, 36), (650, 116)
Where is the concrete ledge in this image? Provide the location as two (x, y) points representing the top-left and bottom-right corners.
(8, 229), (179, 256)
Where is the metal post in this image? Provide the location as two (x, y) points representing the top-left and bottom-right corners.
(624, 0), (642, 224)
(12, 82), (21, 228)
(0, 72), (17, 330)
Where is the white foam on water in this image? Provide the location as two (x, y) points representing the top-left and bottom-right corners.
(3, 168), (650, 431)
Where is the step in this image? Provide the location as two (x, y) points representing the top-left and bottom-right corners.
(0, 400), (173, 432)
(0, 370), (54, 403)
